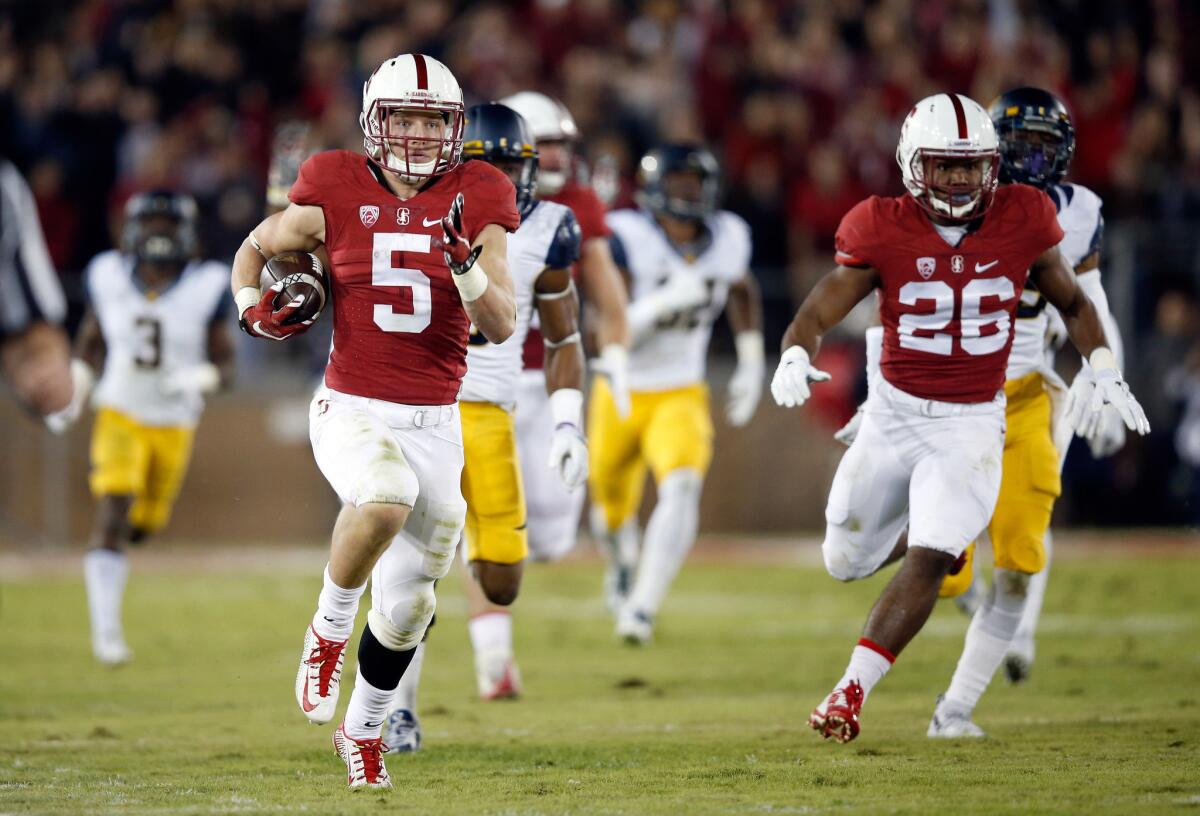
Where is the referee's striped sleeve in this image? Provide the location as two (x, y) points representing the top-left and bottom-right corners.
(0, 160), (66, 337)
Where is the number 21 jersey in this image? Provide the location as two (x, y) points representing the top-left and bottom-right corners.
(834, 184), (1063, 403)
(290, 150), (520, 405)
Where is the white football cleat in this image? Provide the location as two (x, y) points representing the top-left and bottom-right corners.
(927, 695), (986, 738)
(333, 722), (392, 789)
(615, 608), (653, 646)
(1004, 637), (1035, 684)
(382, 708), (421, 754)
(93, 633), (133, 666)
(475, 649), (522, 700)
(295, 625), (347, 725)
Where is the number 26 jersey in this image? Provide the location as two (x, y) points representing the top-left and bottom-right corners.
(834, 184), (1064, 403)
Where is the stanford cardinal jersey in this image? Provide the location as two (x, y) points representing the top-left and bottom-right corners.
(522, 182), (612, 369)
(835, 185), (1064, 403)
(290, 150), (519, 404)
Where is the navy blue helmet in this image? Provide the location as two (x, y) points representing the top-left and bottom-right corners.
(122, 190), (198, 267)
(462, 102), (539, 215)
(636, 143), (720, 222)
(988, 87), (1075, 189)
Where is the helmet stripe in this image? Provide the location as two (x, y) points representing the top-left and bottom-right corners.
(947, 93), (968, 138)
(413, 54), (428, 90)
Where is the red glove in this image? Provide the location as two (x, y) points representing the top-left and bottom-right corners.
(441, 193), (482, 275)
(239, 279), (316, 341)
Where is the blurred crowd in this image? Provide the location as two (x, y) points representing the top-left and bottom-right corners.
(2, 0), (1198, 524)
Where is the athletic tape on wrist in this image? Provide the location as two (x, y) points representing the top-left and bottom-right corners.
(453, 262), (489, 302)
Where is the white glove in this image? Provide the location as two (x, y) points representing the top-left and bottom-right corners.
(726, 330), (764, 427)
(834, 403), (865, 446)
(547, 388), (588, 490)
(161, 362), (222, 398)
(771, 345), (831, 408)
(654, 269), (710, 317)
(1086, 403), (1128, 458)
(45, 359), (95, 434)
(593, 344), (631, 418)
(1065, 348), (1150, 438)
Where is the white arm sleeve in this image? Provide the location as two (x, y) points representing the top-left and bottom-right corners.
(1076, 269), (1124, 370)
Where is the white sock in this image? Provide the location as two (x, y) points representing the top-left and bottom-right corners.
(591, 506), (639, 569)
(1013, 530), (1052, 648)
(312, 564), (366, 641)
(468, 611), (512, 657)
(392, 641), (425, 714)
(944, 568), (1029, 712)
(626, 469), (702, 617)
(84, 549), (128, 643)
(343, 667), (394, 741)
(834, 640), (894, 702)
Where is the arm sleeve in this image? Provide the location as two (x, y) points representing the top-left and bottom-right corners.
(545, 208), (582, 269)
(462, 163), (520, 240)
(0, 162), (66, 336)
(833, 199), (875, 268)
(1076, 269), (1123, 369)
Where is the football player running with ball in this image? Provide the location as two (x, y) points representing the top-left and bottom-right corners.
(382, 103), (586, 751)
(591, 144), (765, 645)
(48, 191), (233, 666)
(231, 55), (520, 788)
(771, 93), (1149, 744)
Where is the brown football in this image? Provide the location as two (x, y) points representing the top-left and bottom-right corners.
(260, 252), (328, 325)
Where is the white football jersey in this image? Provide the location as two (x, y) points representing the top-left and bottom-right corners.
(87, 250), (230, 427)
(459, 200), (581, 407)
(608, 208), (752, 391)
(1007, 182), (1103, 380)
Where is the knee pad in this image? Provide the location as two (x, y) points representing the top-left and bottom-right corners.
(369, 579), (437, 652)
(822, 528), (873, 582)
(404, 498), (466, 581)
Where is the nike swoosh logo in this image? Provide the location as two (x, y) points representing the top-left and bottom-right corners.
(323, 616), (337, 623)
(975, 260), (1000, 273)
(301, 677), (320, 712)
(364, 721), (383, 728)
(423, 217), (443, 227)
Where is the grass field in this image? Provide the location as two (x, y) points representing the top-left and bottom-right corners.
(1, 537), (1197, 815)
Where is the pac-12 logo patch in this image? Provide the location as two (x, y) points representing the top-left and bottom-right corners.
(396, 207), (411, 226)
(952, 255), (964, 274)
(916, 257), (936, 279)
(359, 205), (379, 228)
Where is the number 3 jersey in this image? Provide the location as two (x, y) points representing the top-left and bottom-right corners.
(459, 200), (581, 407)
(289, 150), (520, 406)
(607, 208), (752, 392)
(85, 250), (230, 427)
(835, 184), (1064, 403)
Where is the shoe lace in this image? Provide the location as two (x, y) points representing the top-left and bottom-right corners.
(354, 737), (388, 780)
(306, 635), (346, 696)
(842, 680), (865, 711)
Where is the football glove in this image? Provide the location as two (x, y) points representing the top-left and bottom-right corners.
(771, 345), (831, 408)
(834, 404), (865, 447)
(442, 193), (487, 301)
(548, 422), (589, 490)
(239, 280), (317, 341)
(44, 358), (95, 434)
(1065, 348), (1150, 438)
(726, 330), (764, 427)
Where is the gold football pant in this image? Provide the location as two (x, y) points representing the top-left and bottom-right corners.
(460, 400), (527, 565)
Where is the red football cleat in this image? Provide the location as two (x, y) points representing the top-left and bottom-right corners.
(809, 680), (865, 743)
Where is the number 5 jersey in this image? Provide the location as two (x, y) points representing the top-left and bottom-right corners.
(86, 251), (229, 427)
(289, 150), (520, 406)
(834, 184), (1063, 404)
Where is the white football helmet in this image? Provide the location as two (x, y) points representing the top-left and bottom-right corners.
(896, 93), (999, 221)
(499, 91), (578, 193)
(360, 54), (465, 182)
